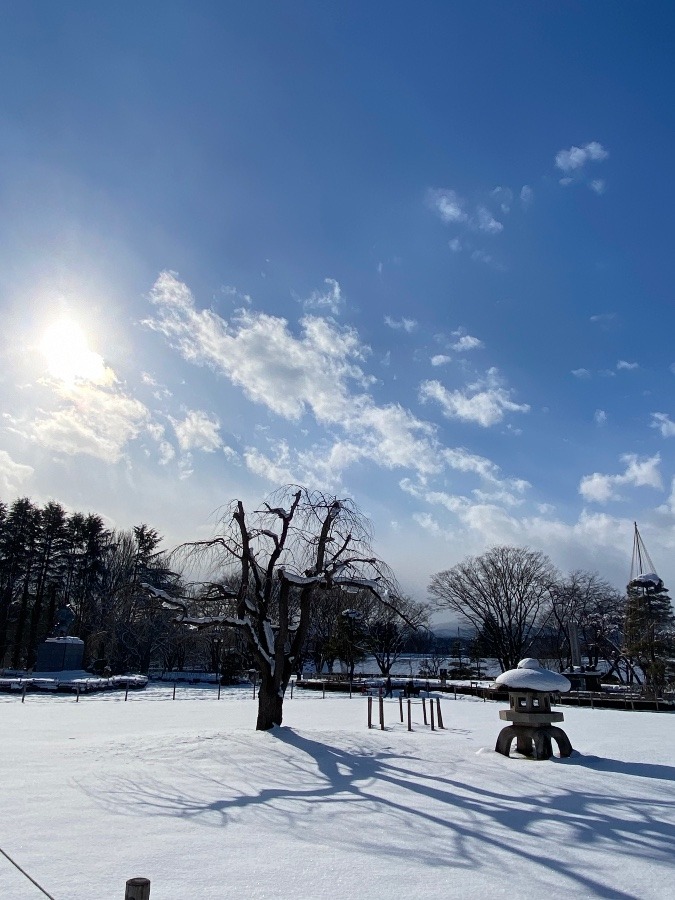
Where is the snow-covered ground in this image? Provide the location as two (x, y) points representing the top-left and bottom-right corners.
(1, 684), (674, 899)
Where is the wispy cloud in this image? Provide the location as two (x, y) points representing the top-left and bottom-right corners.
(171, 409), (222, 452)
(579, 453), (662, 503)
(0, 450), (33, 494)
(555, 141), (609, 173)
(651, 412), (675, 437)
(427, 188), (467, 224)
(571, 368), (591, 379)
(301, 278), (344, 316)
(451, 332), (483, 352)
(594, 409), (607, 426)
(520, 185), (533, 207)
(428, 188), (504, 235)
(431, 354), (451, 367)
(9, 383), (151, 464)
(420, 367), (529, 427)
(617, 360), (639, 371)
(384, 316), (417, 333)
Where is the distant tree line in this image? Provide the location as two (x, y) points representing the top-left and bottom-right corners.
(0, 493), (428, 699)
(429, 545), (675, 689)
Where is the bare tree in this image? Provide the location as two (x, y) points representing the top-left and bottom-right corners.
(428, 546), (556, 673)
(548, 570), (626, 674)
(145, 487), (404, 730)
(364, 597), (428, 676)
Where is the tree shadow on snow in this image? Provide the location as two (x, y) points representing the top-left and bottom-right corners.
(82, 727), (675, 900)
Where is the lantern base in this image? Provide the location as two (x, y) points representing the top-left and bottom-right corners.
(495, 724), (573, 760)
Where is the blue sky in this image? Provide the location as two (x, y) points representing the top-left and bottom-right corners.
(1, 1), (674, 599)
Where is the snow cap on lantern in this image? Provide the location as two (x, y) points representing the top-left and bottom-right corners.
(495, 658), (571, 693)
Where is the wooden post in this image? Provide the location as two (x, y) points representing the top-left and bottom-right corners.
(290, 680), (294, 699)
(76, 686), (80, 703)
(407, 698), (412, 732)
(436, 697), (444, 729)
(217, 681), (221, 700)
(430, 697), (435, 731)
(367, 695), (373, 728)
(453, 686), (457, 700)
(322, 681), (326, 699)
(422, 697), (428, 725)
(125, 683), (129, 701)
(125, 877), (151, 899)
(379, 694), (385, 730)
(399, 693), (404, 722)
(349, 680), (352, 698)
(172, 683), (176, 701)
(21, 683), (27, 703)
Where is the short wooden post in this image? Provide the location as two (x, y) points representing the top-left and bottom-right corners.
(430, 697), (435, 730)
(407, 698), (412, 731)
(379, 694), (385, 730)
(76, 686), (80, 702)
(367, 695), (373, 728)
(322, 681), (326, 699)
(422, 697), (428, 725)
(290, 680), (294, 699)
(172, 683), (176, 700)
(349, 680), (352, 698)
(399, 693), (404, 722)
(436, 697), (444, 729)
(125, 876), (151, 899)
(217, 681), (221, 699)
(125, 683), (129, 701)
(453, 686), (457, 700)
(591, 695), (594, 710)
(21, 683), (27, 703)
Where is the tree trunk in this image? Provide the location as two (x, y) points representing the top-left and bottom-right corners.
(256, 674), (284, 730)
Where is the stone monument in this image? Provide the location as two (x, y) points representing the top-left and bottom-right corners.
(34, 604), (84, 673)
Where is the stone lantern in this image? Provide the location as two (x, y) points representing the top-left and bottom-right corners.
(494, 658), (573, 760)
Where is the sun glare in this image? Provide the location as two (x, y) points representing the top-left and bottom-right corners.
(40, 319), (110, 384)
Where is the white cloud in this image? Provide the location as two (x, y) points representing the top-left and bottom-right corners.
(651, 412), (675, 437)
(490, 186), (513, 214)
(594, 409), (607, 426)
(617, 360), (639, 371)
(429, 188), (503, 236)
(590, 179), (606, 195)
(12, 383), (151, 464)
(427, 189), (467, 224)
(158, 441), (176, 465)
(301, 278), (344, 315)
(555, 141), (609, 173)
(171, 409), (222, 452)
(590, 313), (615, 326)
(470, 249), (503, 269)
(571, 368), (591, 379)
(420, 368), (529, 427)
(448, 238), (462, 253)
(431, 354), (451, 367)
(579, 453), (662, 504)
(472, 206), (503, 234)
(145, 273), (446, 481)
(451, 333), (483, 352)
(244, 442), (297, 485)
(384, 316), (417, 333)
(0, 450), (33, 494)
(520, 185), (533, 206)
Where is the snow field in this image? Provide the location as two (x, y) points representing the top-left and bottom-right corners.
(1, 684), (674, 900)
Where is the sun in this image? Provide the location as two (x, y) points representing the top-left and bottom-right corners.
(40, 319), (110, 384)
